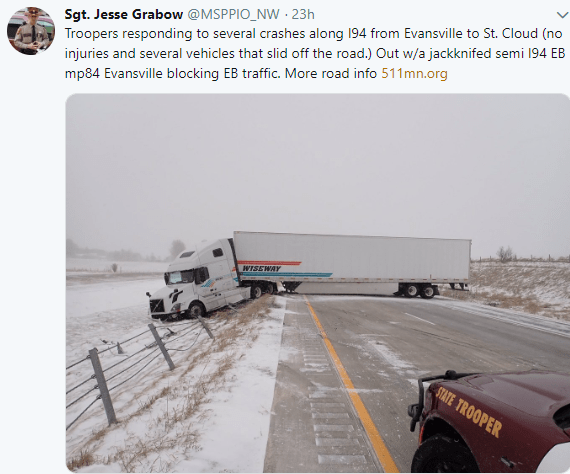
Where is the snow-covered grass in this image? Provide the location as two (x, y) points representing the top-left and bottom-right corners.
(66, 267), (285, 473)
(440, 261), (570, 321)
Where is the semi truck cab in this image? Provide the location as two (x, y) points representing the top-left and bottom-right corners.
(147, 239), (250, 320)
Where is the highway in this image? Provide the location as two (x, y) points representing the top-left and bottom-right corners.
(264, 294), (570, 472)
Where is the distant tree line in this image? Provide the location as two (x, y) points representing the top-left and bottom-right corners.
(470, 246), (570, 263)
(496, 246), (515, 263)
(66, 238), (182, 262)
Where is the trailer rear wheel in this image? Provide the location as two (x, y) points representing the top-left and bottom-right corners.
(250, 284), (263, 299)
(420, 286), (435, 299)
(265, 282), (275, 295)
(404, 284), (419, 298)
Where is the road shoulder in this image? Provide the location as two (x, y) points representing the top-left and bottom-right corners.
(264, 296), (380, 473)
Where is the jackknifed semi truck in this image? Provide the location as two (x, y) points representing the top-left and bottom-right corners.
(147, 231), (471, 320)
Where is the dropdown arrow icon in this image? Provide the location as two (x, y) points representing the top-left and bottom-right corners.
(558, 12), (569, 18)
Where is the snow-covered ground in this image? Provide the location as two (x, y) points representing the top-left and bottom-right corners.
(66, 262), (285, 472)
(67, 257), (167, 274)
(441, 260), (570, 321)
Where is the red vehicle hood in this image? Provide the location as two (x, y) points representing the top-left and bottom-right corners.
(451, 371), (570, 444)
(463, 371), (570, 419)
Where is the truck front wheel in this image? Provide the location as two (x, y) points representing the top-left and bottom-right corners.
(188, 302), (206, 319)
(411, 435), (478, 473)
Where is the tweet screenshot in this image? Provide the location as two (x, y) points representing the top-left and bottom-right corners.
(4, 1), (569, 472)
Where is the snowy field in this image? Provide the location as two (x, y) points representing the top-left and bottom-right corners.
(441, 260), (570, 321)
(66, 261), (286, 472)
(67, 257), (167, 274)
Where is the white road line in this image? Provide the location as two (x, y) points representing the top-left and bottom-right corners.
(314, 425), (354, 431)
(312, 413), (350, 418)
(405, 313), (435, 325)
(318, 454), (366, 464)
(310, 402), (345, 408)
(316, 438), (360, 447)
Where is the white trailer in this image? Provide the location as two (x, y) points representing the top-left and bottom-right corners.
(146, 232), (471, 320)
(234, 232), (471, 298)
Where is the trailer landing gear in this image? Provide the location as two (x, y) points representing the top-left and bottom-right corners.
(283, 281), (302, 293)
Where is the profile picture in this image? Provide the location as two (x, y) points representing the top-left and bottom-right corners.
(7, 6), (54, 55)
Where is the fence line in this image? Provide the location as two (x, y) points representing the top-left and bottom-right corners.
(66, 374), (96, 395)
(108, 352), (164, 393)
(66, 356), (91, 371)
(473, 255), (570, 264)
(102, 339), (165, 374)
(66, 321), (198, 370)
(66, 385), (98, 410)
(162, 324), (201, 345)
(106, 347), (160, 383)
(66, 396), (100, 431)
(89, 348), (117, 426)
(66, 318), (217, 431)
(167, 327), (205, 352)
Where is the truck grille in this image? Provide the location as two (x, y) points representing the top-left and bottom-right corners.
(149, 299), (165, 313)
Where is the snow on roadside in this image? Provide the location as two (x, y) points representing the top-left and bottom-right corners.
(66, 277), (165, 367)
(66, 273), (286, 472)
(67, 278), (163, 319)
(173, 306), (284, 473)
(442, 260), (570, 321)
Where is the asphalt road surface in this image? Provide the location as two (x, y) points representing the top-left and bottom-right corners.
(264, 294), (570, 473)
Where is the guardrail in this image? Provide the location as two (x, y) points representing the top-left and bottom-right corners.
(66, 316), (214, 431)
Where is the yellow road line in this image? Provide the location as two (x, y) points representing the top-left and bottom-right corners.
(305, 296), (400, 473)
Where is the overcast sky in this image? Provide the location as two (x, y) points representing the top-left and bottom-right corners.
(67, 94), (569, 260)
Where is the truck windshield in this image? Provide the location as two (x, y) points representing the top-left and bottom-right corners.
(167, 269), (194, 285)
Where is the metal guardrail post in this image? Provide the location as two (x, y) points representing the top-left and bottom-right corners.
(197, 314), (214, 340)
(88, 348), (117, 426)
(148, 323), (175, 370)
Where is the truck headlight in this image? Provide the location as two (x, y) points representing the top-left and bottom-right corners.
(171, 303), (181, 313)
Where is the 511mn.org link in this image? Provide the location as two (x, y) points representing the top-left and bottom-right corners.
(64, 67), (448, 82)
